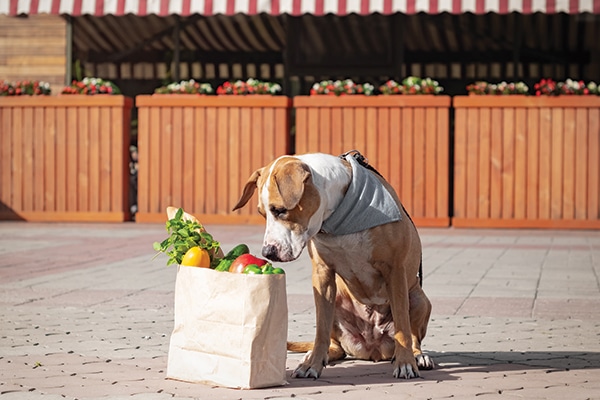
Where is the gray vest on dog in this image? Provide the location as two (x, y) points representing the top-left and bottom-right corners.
(320, 155), (402, 235)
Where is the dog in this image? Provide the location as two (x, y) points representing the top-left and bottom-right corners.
(232, 151), (433, 379)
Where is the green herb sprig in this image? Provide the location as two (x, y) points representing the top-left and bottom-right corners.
(152, 208), (220, 266)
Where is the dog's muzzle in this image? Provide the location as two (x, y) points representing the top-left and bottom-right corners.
(262, 244), (282, 262)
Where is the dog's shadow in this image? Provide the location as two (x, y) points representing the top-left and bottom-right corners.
(283, 350), (599, 388)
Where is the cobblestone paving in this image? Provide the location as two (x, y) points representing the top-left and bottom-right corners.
(1, 222), (599, 399)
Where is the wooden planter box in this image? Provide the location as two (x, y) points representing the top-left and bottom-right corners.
(0, 95), (133, 222)
(136, 95), (291, 223)
(294, 95), (451, 227)
(453, 96), (600, 229)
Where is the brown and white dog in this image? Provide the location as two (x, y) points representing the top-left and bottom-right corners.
(232, 151), (433, 379)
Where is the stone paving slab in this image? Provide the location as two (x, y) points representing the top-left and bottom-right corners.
(1, 222), (599, 399)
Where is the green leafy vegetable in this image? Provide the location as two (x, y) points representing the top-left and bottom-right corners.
(153, 208), (220, 266)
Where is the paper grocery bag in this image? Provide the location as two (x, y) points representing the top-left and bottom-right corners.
(166, 266), (288, 389)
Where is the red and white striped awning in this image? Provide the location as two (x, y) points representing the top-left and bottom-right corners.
(2, 0), (599, 16)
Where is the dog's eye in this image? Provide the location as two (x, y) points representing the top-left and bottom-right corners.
(270, 206), (287, 218)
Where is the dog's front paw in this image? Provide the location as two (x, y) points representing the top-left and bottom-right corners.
(291, 350), (327, 379)
(393, 363), (419, 379)
(416, 353), (434, 370)
(392, 351), (420, 379)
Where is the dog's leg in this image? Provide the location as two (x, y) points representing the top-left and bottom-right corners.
(292, 248), (336, 379)
(409, 286), (434, 370)
(385, 265), (421, 379)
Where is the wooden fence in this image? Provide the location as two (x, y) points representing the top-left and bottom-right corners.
(135, 95), (291, 223)
(453, 96), (600, 228)
(294, 95), (451, 227)
(0, 96), (133, 221)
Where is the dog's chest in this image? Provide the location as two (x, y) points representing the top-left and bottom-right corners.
(312, 232), (388, 305)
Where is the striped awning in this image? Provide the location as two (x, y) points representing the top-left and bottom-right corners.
(2, 0), (599, 16)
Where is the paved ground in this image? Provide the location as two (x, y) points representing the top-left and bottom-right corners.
(1, 221), (599, 400)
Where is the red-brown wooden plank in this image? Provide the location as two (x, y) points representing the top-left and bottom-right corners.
(401, 108), (414, 215)
(490, 108), (503, 219)
(193, 107), (206, 214)
(169, 107), (183, 209)
(365, 107), (377, 162)
(354, 107), (366, 156)
(550, 108), (564, 219)
(217, 107), (230, 214)
(263, 107), (276, 159)
(377, 107), (391, 179)
(22, 107), (34, 212)
(437, 107), (449, 220)
(478, 108), (491, 219)
(294, 107), (310, 154)
(137, 107), (149, 214)
(538, 108), (551, 220)
(513, 108), (527, 219)
(32, 108), (45, 212)
(1, 108), (12, 213)
(574, 109), (588, 220)
(110, 106), (124, 215)
(228, 106), (242, 215)
(205, 107), (217, 215)
(502, 108), (515, 219)
(453, 108), (466, 218)
(44, 108), (56, 212)
(160, 107), (173, 211)
(413, 108), (425, 217)
(588, 108), (600, 219)
(319, 107), (331, 153)
(331, 107), (343, 156)
(526, 108), (540, 220)
(88, 106), (100, 212)
(66, 108), (79, 212)
(562, 108), (576, 220)
(342, 107), (355, 152)
(182, 107), (195, 212)
(389, 107), (401, 199)
(238, 107), (252, 216)
(424, 107), (436, 218)
(466, 108), (480, 219)
(77, 107), (89, 212)
(307, 107), (320, 152)
(275, 107), (289, 156)
(55, 107), (67, 212)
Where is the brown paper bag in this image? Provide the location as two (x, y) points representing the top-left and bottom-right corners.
(166, 266), (288, 389)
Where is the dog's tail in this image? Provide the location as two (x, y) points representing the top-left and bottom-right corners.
(287, 341), (314, 353)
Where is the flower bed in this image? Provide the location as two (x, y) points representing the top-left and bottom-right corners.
(0, 80), (51, 96)
(0, 95), (133, 221)
(61, 77), (121, 95)
(154, 79), (214, 95)
(135, 94), (291, 223)
(216, 79), (281, 95)
(533, 78), (599, 96)
(453, 95), (600, 228)
(466, 81), (529, 95)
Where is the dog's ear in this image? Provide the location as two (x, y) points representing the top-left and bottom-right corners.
(232, 168), (262, 211)
(273, 162), (311, 210)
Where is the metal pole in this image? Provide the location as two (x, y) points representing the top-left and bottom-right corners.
(65, 15), (73, 85)
(173, 16), (181, 81)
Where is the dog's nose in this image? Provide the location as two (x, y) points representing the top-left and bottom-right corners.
(262, 244), (280, 262)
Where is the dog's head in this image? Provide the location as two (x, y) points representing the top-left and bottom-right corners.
(232, 156), (322, 262)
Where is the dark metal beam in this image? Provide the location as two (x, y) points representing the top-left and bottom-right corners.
(87, 50), (284, 64)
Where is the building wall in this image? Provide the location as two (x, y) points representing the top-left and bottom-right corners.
(0, 14), (66, 94)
